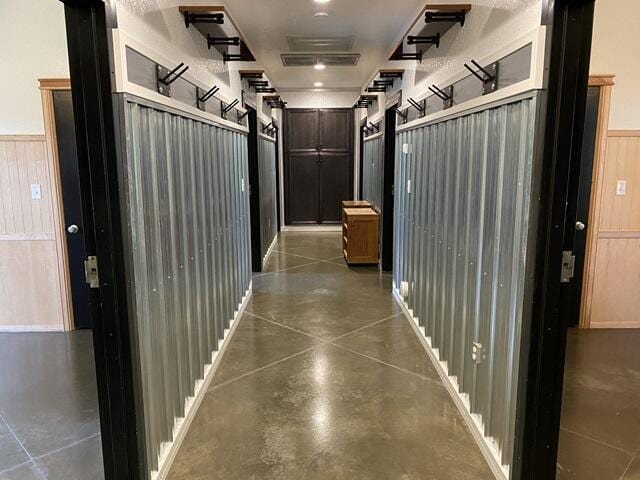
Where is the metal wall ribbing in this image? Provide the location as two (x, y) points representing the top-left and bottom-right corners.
(120, 98), (251, 474)
(393, 94), (538, 470)
(362, 134), (384, 211)
(258, 135), (278, 263)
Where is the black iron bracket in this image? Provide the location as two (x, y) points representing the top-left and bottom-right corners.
(394, 107), (408, 123)
(237, 110), (249, 123)
(380, 71), (404, 79)
(408, 97), (426, 117)
(407, 33), (440, 48)
(221, 99), (239, 118)
(355, 95), (376, 109)
(249, 80), (269, 87)
(240, 71), (263, 79)
(184, 12), (224, 29)
(207, 34), (240, 48)
(429, 84), (454, 109)
(425, 9), (466, 27)
(464, 60), (499, 94)
(255, 87), (277, 94)
(224, 53), (253, 63)
(398, 51), (423, 62)
(390, 44), (423, 62)
(157, 63), (189, 97)
(263, 125), (277, 137)
(374, 79), (394, 87)
(265, 95), (287, 109)
(196, 85), (219, 110)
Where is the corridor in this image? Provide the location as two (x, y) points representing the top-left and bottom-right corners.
(167, 232), (493, 479)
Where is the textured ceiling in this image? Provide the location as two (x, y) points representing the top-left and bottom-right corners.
(224, 0), (425, 90)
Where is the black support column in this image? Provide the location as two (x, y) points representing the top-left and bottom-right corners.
(62, 1), (145, 479)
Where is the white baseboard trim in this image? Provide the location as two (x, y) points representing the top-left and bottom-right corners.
(152, 282), (253, 480)
(262, 235), (278, 269)
(0, 325), (65, 332)
(281, 225), (341, 232)
(392, 288), (508, 480)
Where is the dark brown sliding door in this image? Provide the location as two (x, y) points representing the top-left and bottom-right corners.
(319, 153), (351, 222)
(284, 108), (353, 225)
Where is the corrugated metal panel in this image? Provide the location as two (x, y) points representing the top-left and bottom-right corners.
(362, 134), (384, 212)
(394, 94), (538, 471)
(258, 136), (278, 262)
(121, 98), (251, 474)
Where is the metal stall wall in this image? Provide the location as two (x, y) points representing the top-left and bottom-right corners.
(119, 96), (251, 475)
(258, 135), (278, 264)
(393, 94), (538, 474)
(361, 134), (384, 211)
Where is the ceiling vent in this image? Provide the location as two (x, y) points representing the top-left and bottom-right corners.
(286, 35), (355, 52)
(280, 54), (360, 67)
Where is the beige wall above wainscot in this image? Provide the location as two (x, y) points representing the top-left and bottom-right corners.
(590, 0), (640, 129)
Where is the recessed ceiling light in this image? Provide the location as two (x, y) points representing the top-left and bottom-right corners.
(314, 82), (324, 87)
(314, 0), (330, 3)
(314, 11), (329, 17)
(314, 63), (326, 70)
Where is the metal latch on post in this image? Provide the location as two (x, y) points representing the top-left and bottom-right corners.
(560, 251), (575, 283)
(84, 256), (100, 288)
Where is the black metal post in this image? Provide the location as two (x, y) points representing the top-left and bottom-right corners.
(61, 1), (145, 479)
(512, 1), (595, 479)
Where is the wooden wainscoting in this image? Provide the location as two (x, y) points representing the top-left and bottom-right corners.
(581, 128), (640, 328)
(0, 78), (73, 331)
(0, 135), (68, 330)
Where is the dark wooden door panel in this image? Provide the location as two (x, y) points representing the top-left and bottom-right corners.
(286, 109), (319, 151)
(319, 109), (352, 151)
(285, 108), (353, 225)
(53, 90), (92, 329)
(320, 153), (351, 223)
(288, 154), (319, 224)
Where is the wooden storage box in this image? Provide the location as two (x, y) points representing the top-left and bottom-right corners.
(342, 200), (373, 232)
(342, 200), (372, 209)
(342, 207), (379, 264)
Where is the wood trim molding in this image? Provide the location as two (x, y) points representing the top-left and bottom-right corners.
(588, 74), (615, 86)
(0, 233), (56, 241)
(579, 81), (613, 329)
(0, 135), (45, 142)
(608, 130), (640, 137)
(590, 322), (640, 329)
(598, 231), (640, 239)
(0, 325), (66, 332)
(38, 78), (71, 90)
(41, 87), (75, 331)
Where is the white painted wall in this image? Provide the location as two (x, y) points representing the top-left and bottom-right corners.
(590, 0), (640, 130)
(280, 90), (360, 109)
(114, 0), (247, 103)
(0, 1), (69, 134)
(364, 0), (542, 123)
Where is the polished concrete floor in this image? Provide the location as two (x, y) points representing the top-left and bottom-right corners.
(168, 231), (494, 480)
(557, 328), (640, 480)
(0, 331), (103, 480)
